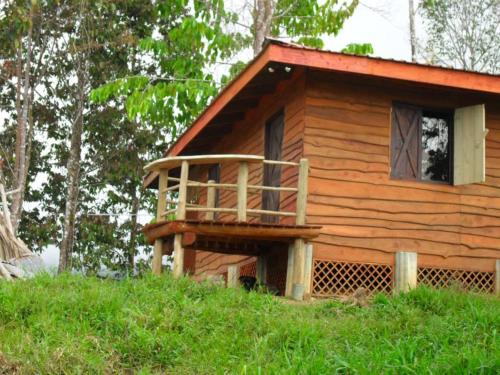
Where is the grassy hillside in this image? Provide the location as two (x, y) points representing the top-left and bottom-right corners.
(0, 274), (498, 374)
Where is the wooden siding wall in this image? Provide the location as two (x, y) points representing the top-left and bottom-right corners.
(304, 70), (500, 272)
(191, 72), (306, 278)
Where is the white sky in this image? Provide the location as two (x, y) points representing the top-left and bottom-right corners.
(36, 1), (415, 268)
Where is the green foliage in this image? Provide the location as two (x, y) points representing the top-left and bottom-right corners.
(272, 0), (359, 49)
(0, 275), (498, 373)
(341, 42), (374, 55)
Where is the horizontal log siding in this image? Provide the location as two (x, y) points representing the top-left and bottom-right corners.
(191, 72), (306, 278)
(304, 71), (500, 272)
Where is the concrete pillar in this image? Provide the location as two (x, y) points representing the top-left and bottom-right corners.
(394, 251), (417, 293)
(227, 265), (240, 288)
(496, 260), (500, 295)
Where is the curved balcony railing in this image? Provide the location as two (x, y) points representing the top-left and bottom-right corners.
(144, 154), (309, 226)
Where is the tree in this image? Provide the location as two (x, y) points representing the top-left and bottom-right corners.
(252, 0), (359, 55)
(420, 0), (500, 73)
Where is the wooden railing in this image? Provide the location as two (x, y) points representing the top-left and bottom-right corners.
(144, 154), (309, 226)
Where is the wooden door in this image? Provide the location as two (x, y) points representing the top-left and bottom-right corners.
(262, 111), (284, 223)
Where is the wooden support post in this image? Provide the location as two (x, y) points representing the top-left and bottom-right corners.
(152, 169), (169, 275)
(288, 159), (309, 300)
(292, 238), (306, 300)
(237, 161), (248, 222)
(256, 256), (267, 284)
(285, 243), (294, 297)
(394, 251), (417, 293)
(303, 243), (313, 299)
(172, 234), (184, 278)
(496, 260), (500, 295)
(172, 161), (189, 278)
(227, 265), (240, 288)
(296, 158), (309, 225)
(205, 179), (216, 220)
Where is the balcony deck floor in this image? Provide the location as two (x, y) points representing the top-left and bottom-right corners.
(142, 220), (321, 256)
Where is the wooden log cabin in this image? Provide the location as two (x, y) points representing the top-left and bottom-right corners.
(143, 40), (500, 299)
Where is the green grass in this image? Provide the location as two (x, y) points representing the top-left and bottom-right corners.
(0, 274), (498, 374)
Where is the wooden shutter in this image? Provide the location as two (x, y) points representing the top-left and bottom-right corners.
(262, 111), (284, 223)
(453, 104), (486, 185)
(391, 104), (422, 180)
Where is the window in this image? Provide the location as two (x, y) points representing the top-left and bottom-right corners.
(391, 103), (452, 183)
(421, 111), (452, 182)
(391, 103), (487, 186)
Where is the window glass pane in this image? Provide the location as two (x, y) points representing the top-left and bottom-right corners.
(421, 115), (450, 182)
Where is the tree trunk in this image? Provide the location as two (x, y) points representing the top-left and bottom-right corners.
(253, 0), (275, 56)
(58, 70), (85, 273)
(10, 9), (33, 234)
(408, 0), (417, 62)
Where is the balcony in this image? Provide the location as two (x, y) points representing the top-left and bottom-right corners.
(142, 154), (321, 299)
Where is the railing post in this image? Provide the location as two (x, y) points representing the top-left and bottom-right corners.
(152, 169), (168, 275)
(205, 179), (216, 220)
(173, 161), (189, 278)
(237, 161), (248, 222)
(296, 158), (309, 225)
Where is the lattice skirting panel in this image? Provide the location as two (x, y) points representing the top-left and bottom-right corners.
(417, 266), (495, 293)
(239, 261), (256, 278)
(312, 259), (393, 297)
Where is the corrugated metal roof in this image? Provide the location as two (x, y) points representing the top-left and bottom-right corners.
(264, 37), (500, 78)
